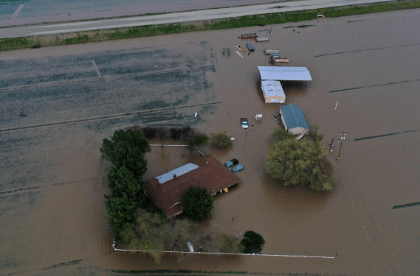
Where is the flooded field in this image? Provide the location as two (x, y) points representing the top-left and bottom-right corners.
(1, 9), (419, 275)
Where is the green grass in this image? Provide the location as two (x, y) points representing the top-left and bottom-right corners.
(1, 0), (419, 51)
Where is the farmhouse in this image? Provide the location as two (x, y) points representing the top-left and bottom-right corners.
(279, 104), (310, 135)
(144, 155), (241, 218)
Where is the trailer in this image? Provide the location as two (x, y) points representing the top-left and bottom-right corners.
(240, 33), (258, 39)
(264, 49), (280, 55)
(270, 57), (290, 64)
(256, 37), (269, 42)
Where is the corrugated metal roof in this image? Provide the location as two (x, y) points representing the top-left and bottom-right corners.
(280, 104), (309, 130)
(156, 163), (199, 184)
(261, 80), (285, 97)
(258, 66), (312, 81)
(144, 155), (241, 218)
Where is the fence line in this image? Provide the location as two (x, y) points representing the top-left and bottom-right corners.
(149, 144), (189, 147)
(112, 241), (335, 259)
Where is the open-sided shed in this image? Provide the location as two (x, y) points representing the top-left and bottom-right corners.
(258, 66), (312, 81)
(280, 104), (310, 135)
(261, 80), (285, 103)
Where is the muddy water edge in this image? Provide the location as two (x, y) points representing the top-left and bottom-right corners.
(0, 9), (419, 276)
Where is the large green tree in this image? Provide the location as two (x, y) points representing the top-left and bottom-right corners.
(181, 186), (214, 220)
(106, 166), (140, 236)
(265, 129), (334, 191)
(100, 129), (151, 182)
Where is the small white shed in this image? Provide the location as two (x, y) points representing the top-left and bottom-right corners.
(261, 80), (285, 103)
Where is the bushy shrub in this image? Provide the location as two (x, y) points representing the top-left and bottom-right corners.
(270, 127), (294, 142)
(211, 131), (232, 148)
(240, 230), (265, 254)
(142, 126), (157, 139)
(170, 127), (182, 140)
(181, 186), (214, 220)
(181, 126), (195, 141)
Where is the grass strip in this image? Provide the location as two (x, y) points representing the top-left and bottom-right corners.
(106, 269), (247, 275)
(1, 0), (420, 51)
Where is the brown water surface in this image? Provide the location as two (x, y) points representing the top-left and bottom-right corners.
(0, 9), (419, 276)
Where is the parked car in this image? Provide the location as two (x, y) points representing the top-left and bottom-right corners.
(224, 158), (239, 168)
(246, 42), (255, 51)
(231, 165), (245, 173)
(240, 118), (249, 129)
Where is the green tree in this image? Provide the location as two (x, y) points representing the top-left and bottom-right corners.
(270, 127), (295, 142)
(181, 186), (214, 220)
(211, 131), (232, 148)
(107, 166), (141, 198)
(100, 129), (151, 182)
(106, 166), (141, 236)
(240, 230), (265, 254)
(188, 133), (209, 150)
(106, 195), (138, 236)
(307, 125), (323, 146)
(265, 137), (333, 191)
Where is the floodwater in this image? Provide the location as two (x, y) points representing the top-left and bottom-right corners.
(1, 9), (419, 275)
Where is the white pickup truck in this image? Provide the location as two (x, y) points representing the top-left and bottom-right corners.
(240, 118), (249, 129)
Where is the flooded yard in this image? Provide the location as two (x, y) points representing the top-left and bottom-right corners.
(0, 9), (419, 275)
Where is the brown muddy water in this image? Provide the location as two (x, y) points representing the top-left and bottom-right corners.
(1, 9), (419, 276)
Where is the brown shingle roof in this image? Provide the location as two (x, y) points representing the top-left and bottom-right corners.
(144, 155), (241, 218)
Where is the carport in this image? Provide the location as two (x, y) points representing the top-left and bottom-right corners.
(258, 66), (312, 104)
(258, 66), (312, 81)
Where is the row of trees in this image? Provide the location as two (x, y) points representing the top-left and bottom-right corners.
(100, 129), (151, 237)
(134, 125), (233, 149)
(265, 127), (335, 192)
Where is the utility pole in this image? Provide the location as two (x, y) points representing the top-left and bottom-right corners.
(337, 131), (348, 160)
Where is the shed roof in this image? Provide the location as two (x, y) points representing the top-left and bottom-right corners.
(280, 104), (309, 131)
(261, 80), (285, 97)
(144, 155), (241, 218)
(258, 66), (312, 81)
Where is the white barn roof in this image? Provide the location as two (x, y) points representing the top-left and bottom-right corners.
(261, 80), (285, 103)
(258, 66), (312, 81)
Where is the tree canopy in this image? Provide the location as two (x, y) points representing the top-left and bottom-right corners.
(240, 230), (265, 254)
(101, 129), (151, 237)
(265, 128), (334, 191)
(181, 186), (214, 220)
(106, 166), (140, 236)
(211, 131), (232, 148)
(100, 129), (151, 182)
